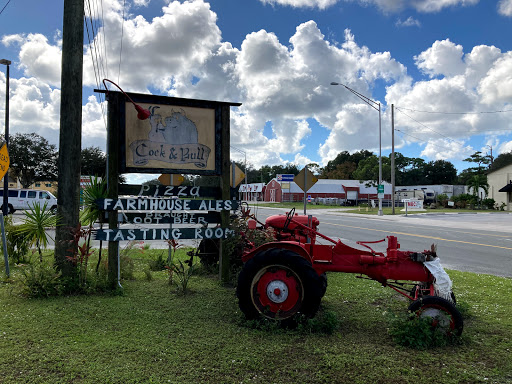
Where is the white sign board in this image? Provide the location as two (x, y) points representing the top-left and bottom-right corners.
(401, 199), (424, 211)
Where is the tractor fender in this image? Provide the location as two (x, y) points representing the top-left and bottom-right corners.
(242, 241), (312, 264)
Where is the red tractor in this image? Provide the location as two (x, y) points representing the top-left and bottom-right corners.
(236, 208), (463, 335)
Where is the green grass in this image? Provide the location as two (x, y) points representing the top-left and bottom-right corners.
(1, 249), (511, 383)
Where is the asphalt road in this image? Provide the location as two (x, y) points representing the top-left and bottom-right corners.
(249, 206), (512, 278)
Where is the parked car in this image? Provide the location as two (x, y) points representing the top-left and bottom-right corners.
(0, 189), (58, 214)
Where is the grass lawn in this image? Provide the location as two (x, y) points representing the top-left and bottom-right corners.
(1, 248), (511, 384)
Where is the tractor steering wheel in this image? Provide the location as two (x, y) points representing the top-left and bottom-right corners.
(283, 207), (296, 230)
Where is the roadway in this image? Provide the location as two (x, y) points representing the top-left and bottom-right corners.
(248, 206), (512, 278)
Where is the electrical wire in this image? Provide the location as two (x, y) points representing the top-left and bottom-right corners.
(395, 106), (512, 115)
(118, 0), (126, 84)
(394, 108), (468, 153)
(395, 107), (459, 142)
(84, 0), (109, 129)
(0, 0), (11, 16)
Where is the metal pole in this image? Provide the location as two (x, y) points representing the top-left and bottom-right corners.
(1, 60), (10, 216)
(391, 104), (395, 215)
(1, 213), (9, 277)
(244, 153), (247, 201)
(378, 103), (383, 216)
(303, 166), (307, 215)
(330, 82), (383, 215)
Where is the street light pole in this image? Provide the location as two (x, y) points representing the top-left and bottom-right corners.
(0, 59), (10, 216)
(331, 81), (383, 216)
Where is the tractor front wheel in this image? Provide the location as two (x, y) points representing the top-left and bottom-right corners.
(237, 249), (323, 323)
(408, 296), (463, 336)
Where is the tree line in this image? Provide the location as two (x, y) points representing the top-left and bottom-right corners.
(230, 149), (511, 189)
(1, 133), (109, 188)
(2, 132), (511, 189)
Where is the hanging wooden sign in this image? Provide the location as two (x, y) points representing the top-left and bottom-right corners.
(120, 211), (221, 225)
(96, 198), (238, 211)
(94, 227), (236, 241)
(118, 184), (237, 199)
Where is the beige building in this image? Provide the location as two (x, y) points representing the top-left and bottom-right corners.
(487, 163), (512, 211)
(0, 176), (57, 194)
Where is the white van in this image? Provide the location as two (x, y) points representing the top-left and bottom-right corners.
(0, 189), (58, 214)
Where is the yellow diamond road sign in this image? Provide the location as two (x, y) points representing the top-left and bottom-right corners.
(230, 164), (245, 187)
(0, 143), (9, 181)
(294, 167), (318, 192)
(158, 174), (185, 186)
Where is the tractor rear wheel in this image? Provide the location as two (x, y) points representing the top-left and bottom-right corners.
(408, 296), (463, 336)
(237, 248), (323, 322)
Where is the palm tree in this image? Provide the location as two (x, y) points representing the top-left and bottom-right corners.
(16, 202), (58, 262)
(79, 176), (107, 272)
(466, 174), (489, 207)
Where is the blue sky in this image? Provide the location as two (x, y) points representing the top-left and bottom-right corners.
(1, 0), (512, 183)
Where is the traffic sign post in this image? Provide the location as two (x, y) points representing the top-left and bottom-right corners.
(377, 184), (384, 198)
(230, 162), (245, 188)
(377, 184), (384, 215)
(0, 142), (9, 277)
(294, 167), (318, 214)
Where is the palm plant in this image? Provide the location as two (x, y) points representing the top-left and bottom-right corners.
(466, 174), (489, 196)
(16, 201), (58, 262)
(466, 173), (489, 208)
(79, 176), (107, 273)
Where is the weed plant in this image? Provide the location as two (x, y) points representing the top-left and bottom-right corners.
(387, 311), (462, 349)
(18, 258), (62, 297)
(166, 260), (198, 294)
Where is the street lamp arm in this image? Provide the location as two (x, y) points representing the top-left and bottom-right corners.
(331, 80), (383, 216)
(331, 81), (379, 111)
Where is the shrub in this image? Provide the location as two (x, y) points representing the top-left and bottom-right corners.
(2, 215), (30, 264)
(19, 260), (62, 298)
(120, 254), (135, 280)
(166, 260), (197, 294)
(452, 193), (477, 209)
(223, 217), (276, 273)
(482, 198), (496, 210)
(387, 312), (461, 349)
(296, 309), (340, 334)
(15, 202), (58, 262)
(436, 193), (449, 208)
(148, 251), (167, 271)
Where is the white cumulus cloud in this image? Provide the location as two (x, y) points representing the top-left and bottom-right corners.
(498, 0), (512, 16)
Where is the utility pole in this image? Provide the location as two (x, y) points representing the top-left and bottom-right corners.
(486, 145), (494, 166)
(54, 0), (84, 275)
(391, 104), (395, 215)
(0, 59), (10, 216)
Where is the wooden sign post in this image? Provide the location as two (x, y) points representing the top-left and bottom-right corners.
(103, 90), (241, 287)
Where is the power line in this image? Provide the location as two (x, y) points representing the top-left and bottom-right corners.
(118, 0), (126, 84)
(395, 107), (459, 143)
(0, 0), (11, 16)
(394, 108), (468, 153)
(396, 106), (512, 115)
(84, 0), (108, 129)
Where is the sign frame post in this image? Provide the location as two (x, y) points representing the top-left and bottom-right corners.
(0, 142), (9, 277)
